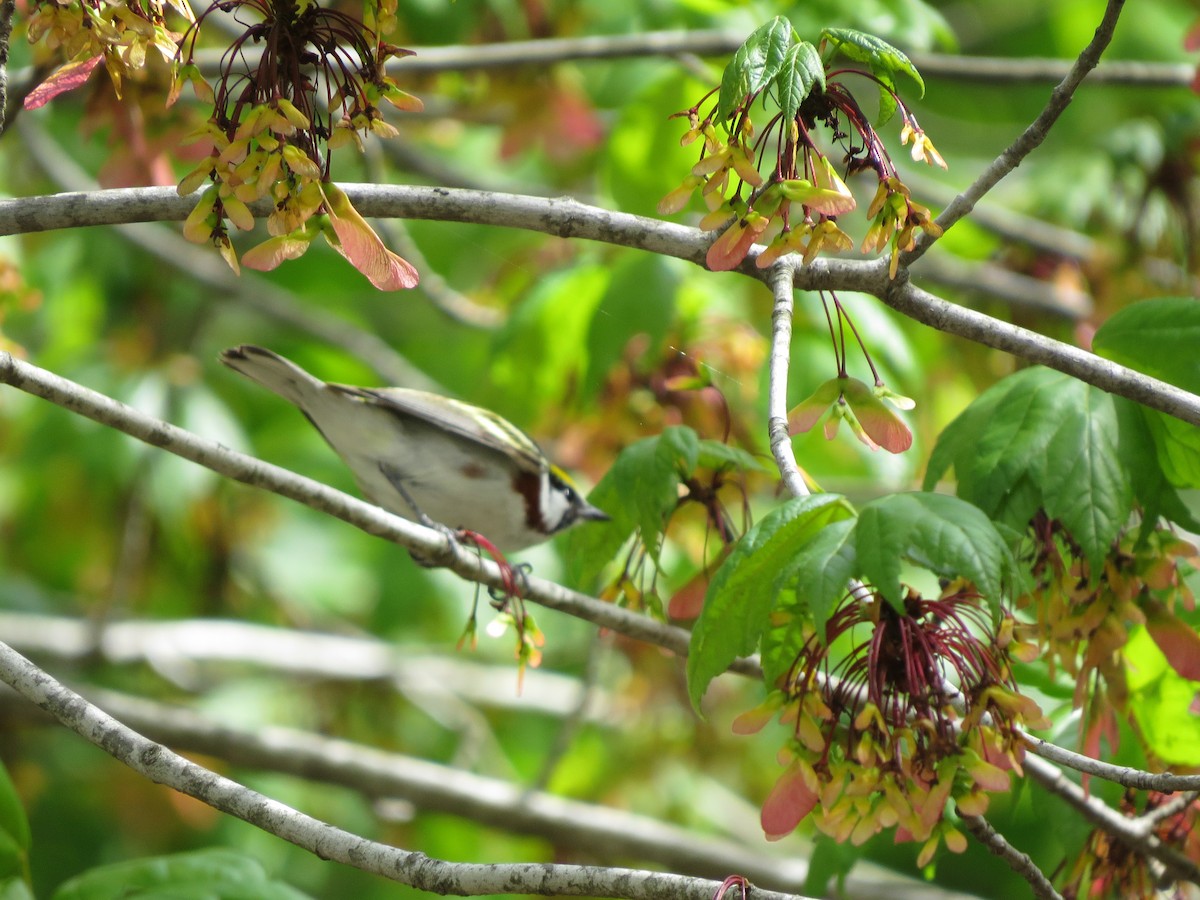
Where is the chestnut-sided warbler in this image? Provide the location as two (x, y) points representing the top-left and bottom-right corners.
(220, 345), (609, 552)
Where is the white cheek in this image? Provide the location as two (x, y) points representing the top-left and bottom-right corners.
(538, 477), (575, 532)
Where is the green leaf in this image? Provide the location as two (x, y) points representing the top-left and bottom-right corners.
(686, 494), (855, 709)
(0, 764), (28, 882)
(1040, 386), (1130, 570)
(718, 17), (795, 123)
(923, 381), (1007, 490)
(1144, 410), (1200, 489)
(561, 427), (701, 588)
(778, 517), (857, 636)
(925, 368), (1075, 525)
(1092, 297), (1200, 393)
(658, 424), (700, 477)
(694, 438), (769, 473)
(1125, 626), (1200, 767)
(855, 492), (1014, 613)
(51, 848), (314, 900)
(759, 587), (809, 691)
(775, 40), (825, 124)
(819, 27), (924, 124)
(1094, 298), (1200, 491)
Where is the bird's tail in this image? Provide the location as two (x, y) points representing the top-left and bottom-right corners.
(219, 345), (326, 408)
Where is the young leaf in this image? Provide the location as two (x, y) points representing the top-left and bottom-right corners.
(924, 368), (1076, 525)
(695, 439), (769, 473)
(775, 41), (826, 124)
(686, 494), (855, 710)
(854, 492), (1015, 613)
(1114, 398), (1200, 534)
(562, 427), (702, 589)
(1039, 385), (1131, 570)
(776, 517), (857, 636)
(819, 28), (924, 124)
(718, 17), (795, 123)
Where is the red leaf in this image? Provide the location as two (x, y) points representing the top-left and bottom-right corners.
(841, 378), (913, 454)
(25, 54), (104, 110)
(1186, 19), (1200, 52)
(667, 569), (709, 620)
(242, 232), (316, 272)
(761, 762), (818, 840)
(321, 184), (419, 290)
(1145, 601), (1200, 681)
(706, 214), (768, 271)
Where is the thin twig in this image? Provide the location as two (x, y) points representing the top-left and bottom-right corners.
(172, 26), (1196, 88)
(959, 814), (1063, 900)
(766, 263), (810, 499)
(0, 640), (804, 900)
(907, 0), (1127, 260)
(1135, 792), (1200, 831)
(1022, 734), (1200, 792)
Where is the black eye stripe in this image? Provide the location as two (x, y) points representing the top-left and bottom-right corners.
(548, 469), (577, 500)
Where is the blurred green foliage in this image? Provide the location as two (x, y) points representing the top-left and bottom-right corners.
(1, 0), (1199, 896)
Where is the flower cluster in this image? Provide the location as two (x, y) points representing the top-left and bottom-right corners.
(1016, 513), (1198, 751)
(1061, 791), (1200, 898)
(24, 0), (191, 108)
(785, 290), (915, 454)
(660, 27), (945, 275)
(738, 585), (1047, 864)
(173, 0), (421, 288)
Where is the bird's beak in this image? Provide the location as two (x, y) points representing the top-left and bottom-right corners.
(579, 502), (611, 523)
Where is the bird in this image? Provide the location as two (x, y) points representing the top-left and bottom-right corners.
(219, 345), (609, 552)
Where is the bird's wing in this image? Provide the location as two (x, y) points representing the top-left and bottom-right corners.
(333, 385), (547, 474)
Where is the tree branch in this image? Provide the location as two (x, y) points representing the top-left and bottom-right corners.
(0, 352), (764, 680)
(0, 0), (13, 139)
(909, 0), (1127, 258)
(868, 271), (1200, 424)
(766, 263), (810, 499)
(0, 612), (618, 719)
(3, 184), (1195, 426)
(367, 30), (1190, 88)
(0, 640), (805, 900)
(1022, 735), (1200, 793)
(959, 814), (1063, 900)
(1024, 754), (1200, 886)
(0, 685), (837, 897)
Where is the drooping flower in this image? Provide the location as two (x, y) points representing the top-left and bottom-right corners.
(900, 122), (947, 169)
(320, 183), (420, 290)
(788, 376), (913, 453)
(743, 584), (1042, 860)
